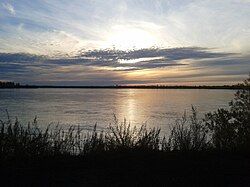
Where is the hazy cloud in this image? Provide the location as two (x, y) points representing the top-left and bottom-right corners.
(2, 3), (15, 15)
(0, 0), (250, 55)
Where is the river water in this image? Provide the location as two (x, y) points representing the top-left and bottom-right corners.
(0, 88), (234, 133)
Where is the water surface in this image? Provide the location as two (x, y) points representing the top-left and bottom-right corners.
(0, 89), (234, 133)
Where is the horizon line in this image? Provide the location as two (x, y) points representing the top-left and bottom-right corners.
(0, 81), (248, 90)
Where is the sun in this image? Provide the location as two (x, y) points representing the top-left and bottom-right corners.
(104, 25), (158, 50)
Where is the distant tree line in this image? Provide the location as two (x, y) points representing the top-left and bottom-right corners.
(0, 81), (20, 88)
(0, 81), (249, 89)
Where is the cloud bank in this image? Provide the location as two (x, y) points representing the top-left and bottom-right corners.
(0, 47), (248, 85)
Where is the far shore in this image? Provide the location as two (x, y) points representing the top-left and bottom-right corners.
(0, 85), (248, 90)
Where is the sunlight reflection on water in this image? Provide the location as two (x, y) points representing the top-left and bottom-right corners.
(0, 88), (234, 134)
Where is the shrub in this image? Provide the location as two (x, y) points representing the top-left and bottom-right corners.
(205, 75), (250, 151)
(105, 115), (161, 151)
(163, 106), (210, 152)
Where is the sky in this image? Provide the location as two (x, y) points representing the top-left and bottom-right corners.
(0, 0), (249, 85)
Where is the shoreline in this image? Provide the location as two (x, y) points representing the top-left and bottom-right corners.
(0, 85), (247, 90)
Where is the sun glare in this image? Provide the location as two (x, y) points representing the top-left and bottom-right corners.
(105, 26), (157, 50)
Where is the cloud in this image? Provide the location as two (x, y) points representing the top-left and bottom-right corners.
(2, 3), (15, 15)
(73, 47), (233, 70)
(0, 47), (248, 85)
(0, 47), (228, 71)
(163, 0), (250, 53)
(0, 1), (249, 85)
(0, 0), (250, 55)
(0, 53), (44, 63)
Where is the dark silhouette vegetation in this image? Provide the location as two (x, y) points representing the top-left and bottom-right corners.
(0, 81), (20, 88)
(0, 76), (249, 186)
(0, 81), (249, 89)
